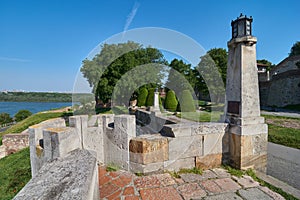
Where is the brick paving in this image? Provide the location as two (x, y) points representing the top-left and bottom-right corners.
(98, 165), (285, 200)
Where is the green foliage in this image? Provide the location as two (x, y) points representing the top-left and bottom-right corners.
(106, 163), (120, 172)
(164, 90), (178, 112)
(0, 113), (13, 125)
(167, 167), (202, 179)
(257, 59), (275, 71)
(0, 148), (31, 199)
(178, 90), (196, 112)
(289, 41), (300, 56)
(81, 41), (166, 104)
(1, 112), (69, 137)
(0, 92), (72, 102)
(197, 48), (227, 102)
(14, 110), (32, 122)
(176, 110), (222, 122)
(146, 88), (155, 107)
(137, 87), (148, 107)
(166, 59), (196, 94)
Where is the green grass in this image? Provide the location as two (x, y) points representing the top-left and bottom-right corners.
(106, 163), (120, 172)
(268, 124), (300, 149)
(167, 167), (203, 178)
(224, 165), (298, 200)
(263, 115), (300, 149)
(177, 111), (223, 122)
(0, 148), (31, 200)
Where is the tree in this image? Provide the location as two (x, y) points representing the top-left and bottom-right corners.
(164, 90), (178, 112)
(14, 110), (32, 122)
(146, 88), (155, 107)
(257, 59), (275, 71)
(166, 59), (196, 95)
(196, 48), (227, 102)
(178, 90), (196, 112)
(81, 41), (167, 105)
(289, 41), (300, 56)
(137, 87), (148, 107)
(0, 113), (13, 125)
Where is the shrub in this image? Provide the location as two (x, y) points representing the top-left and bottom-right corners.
(0, 113), (13, 125)
(164, 90), (178, 112)
(14, 110), (33, 122)
(179, 90), (196, 112)
(137, 87), (148, 107)
(146, 88), (155, 107)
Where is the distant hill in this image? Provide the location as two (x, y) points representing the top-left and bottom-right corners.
(0, 92), (72, 102)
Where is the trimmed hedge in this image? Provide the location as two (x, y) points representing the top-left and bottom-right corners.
(137, 87), (148, 107)
(179, 90), (196, 112)
(164, 90), (178, 112)
(146, 88), (155, 107)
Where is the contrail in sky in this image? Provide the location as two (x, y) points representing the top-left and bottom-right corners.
(123, 1), (140, 37)
(0, 56), (31, 62)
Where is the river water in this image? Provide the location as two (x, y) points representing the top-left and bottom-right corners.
(0, 102), (72, 117)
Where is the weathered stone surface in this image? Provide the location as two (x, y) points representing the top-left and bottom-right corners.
(232, 175), (259, 188)
(164, 157), (195, 172)
(259, 186), (285, 200)
(211, 168), (231, 178)
(83, 126), (104, 163)
(43, 127), (81, 161)
(129, 134), (168, 164)
(214, 178), (241, 192)
(168, 135), (203, 160)
(140, 186), (182, 200)
(129, 161), (164, 174)
(196, 153), (223, 170)
(176, 183), (206, 199)
(2, 133), (29, 155)
(14, 149), (99, 200)
(238, 188), (273, 200)
(204, 193), (243, 200)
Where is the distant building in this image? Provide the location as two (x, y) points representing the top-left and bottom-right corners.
(258, 55), (300, 107)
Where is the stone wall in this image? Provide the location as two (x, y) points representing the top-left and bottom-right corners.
(259, 69), (300, 107)
(2, 133), (29, 156)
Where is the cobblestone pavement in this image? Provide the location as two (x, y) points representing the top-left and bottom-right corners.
(98, 166), (285, 200)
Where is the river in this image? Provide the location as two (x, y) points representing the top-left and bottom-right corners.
(0, 102), (72, 117)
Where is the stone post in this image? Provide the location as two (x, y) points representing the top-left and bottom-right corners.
(226, 14), (268, 172)
(152, 89), (160, 112)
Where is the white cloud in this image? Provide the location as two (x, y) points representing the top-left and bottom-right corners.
(123, 1), (140, 37)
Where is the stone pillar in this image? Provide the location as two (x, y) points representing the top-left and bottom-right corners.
(226, 14), (268, 172)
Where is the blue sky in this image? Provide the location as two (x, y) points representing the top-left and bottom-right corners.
(0, 0), (299, 92)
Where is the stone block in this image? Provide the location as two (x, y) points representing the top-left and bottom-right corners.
(168, 135), (203, 161)
(14, 149), (99, 200)
(191, 123), (228, 135)
(164, 157), (195, 172)
(177, 183), (207, 199)
(239, 188), (273, 200)
(82, 126), (104, 163)
(232, 175), (259, 188)
(129, 134), (168, 164)
(129, 161), (164, 174)
(204, 193), (243, 200)
(161, 124), (192, 137)
(196, 153), (223, 170)
(203, 133), (228, 155)
(43, 127), (81, 161)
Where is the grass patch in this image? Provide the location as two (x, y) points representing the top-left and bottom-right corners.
(168, 167), (203, 178)
(0, 148), (31, 199)
(268, 124), (300, 149)
(177, 111), (223, 122)
(263, 115), (300, 149)
(224, 165), (298, 200)
(106, 163), (120, 172)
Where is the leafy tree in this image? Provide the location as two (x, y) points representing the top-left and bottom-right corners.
(178, 90), (196, 112)
(289, 41), (300, 56)
(164, 90), (178, 112)
(196, 48), (227, 102)
(257, 59), (275, 71)
(14, 110), (32, 122)
(81, 41), (166, 104)
(137, 87), (148, 107)
(146, 88), (155, 107)
(0, 113), (13, 125)
(166, 59), (196, 95)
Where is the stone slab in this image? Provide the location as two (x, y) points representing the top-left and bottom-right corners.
(204, 192), (243, 200)
(176, 183), (207, 199)
(14, 149), (99, 200)
(238, 188), (273, 200)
